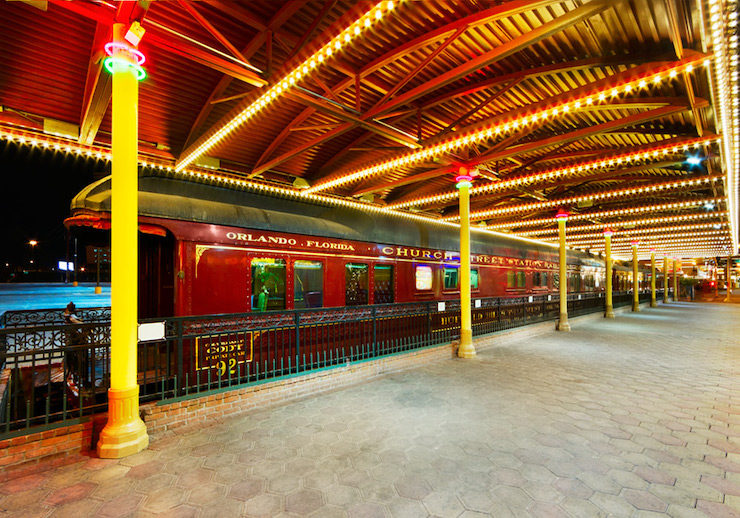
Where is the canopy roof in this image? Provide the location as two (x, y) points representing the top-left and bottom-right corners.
(1, 0), (738, 261)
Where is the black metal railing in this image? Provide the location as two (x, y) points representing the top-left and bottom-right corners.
(0, 291), (653, 434)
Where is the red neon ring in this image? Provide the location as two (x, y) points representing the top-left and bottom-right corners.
(105, 42), (146, 65)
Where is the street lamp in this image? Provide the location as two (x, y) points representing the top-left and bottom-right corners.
(29, 240), (38, 265)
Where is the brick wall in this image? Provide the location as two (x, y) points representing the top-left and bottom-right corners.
(0, 420), (96, 482)
(143, 342), (457, 437)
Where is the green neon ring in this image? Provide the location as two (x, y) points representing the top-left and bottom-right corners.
(104, 57), (147, 81)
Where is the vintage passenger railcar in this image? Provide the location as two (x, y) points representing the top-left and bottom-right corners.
(66, 174), (643, 319)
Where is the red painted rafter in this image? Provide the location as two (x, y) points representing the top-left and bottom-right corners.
(178, 1), (252, 65)
(180, 1), (305, 150)
(362, 0), (615, 121)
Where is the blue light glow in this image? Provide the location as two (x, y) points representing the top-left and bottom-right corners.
(686, 156), (702, 165)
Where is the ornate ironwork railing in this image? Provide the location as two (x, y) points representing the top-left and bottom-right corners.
(0, 291), (654, 434)
(0, 307), (111, 328)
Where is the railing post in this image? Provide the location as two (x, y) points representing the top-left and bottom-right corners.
(372, 307), (377, 358)
(426, 302), (432, 344)
(294, 312), (301, 373)
(176, 319), (184, 396)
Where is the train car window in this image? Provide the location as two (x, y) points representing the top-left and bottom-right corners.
(252, 258), (286, 311)
(443, 267), (459, 290)
(516, 272), (526, 288)
(415, 265), (433, 290)
(345, 263), (369, 305)
(541, 272), (548, 287)
(471, 268), (479, 289)
(553, 273), (560, 289)
(533, 271), (541, 286)
(374, 265), (394, 303)
(506, 271), (516, 288)
(294, 260), (323, 309)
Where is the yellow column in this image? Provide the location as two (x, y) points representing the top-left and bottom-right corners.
(725, 255), (732, 302)
(663, 255), (669, 303)
(97, 24), (149, 458)
(650, 249), (657, 307)
(456, 168), (475, 358)
(673, 258), (679, 302)
(604, 228), (615, 318)
(631, 241), (641, 312)
(714, 263), (719, 299)
(556, 209), (570, 331)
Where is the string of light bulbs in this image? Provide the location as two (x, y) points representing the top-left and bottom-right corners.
(705, 0), (739, 252)
(386, 136), (719, 210)
(483, 198), (726, 230)
(443, 176), (722, 222)
(541, 222), (728, 242)
(513, 212), (728, 236)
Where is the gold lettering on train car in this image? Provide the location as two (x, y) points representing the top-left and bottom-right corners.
(396, 247), (409, 256)
(196, 333), (253, 377)
(381, 246), (394, 255)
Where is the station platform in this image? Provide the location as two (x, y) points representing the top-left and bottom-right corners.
(1, 300), (740, 517)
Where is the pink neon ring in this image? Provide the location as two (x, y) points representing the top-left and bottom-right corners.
(455, 174), (473, 183)
(105, 42), (146, 65)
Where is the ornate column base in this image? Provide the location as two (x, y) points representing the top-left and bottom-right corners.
(556, 314), (571, 331)
(94, 286), (103, 294)
(97, 386), (149, 459)
(604, 306), (615, 319)
(632, 302), (641, 312)
(457, 329), (476, 358)
(650, 299), (657, 307)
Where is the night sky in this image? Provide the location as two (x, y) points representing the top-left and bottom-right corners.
(1, 139), (106, 274)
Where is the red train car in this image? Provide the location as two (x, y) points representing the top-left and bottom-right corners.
(67, 174), (618, 320)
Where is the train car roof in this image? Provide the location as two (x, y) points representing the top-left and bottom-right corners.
(72, 174), (611, 267)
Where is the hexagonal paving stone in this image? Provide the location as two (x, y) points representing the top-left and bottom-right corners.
(621, 488), (669, 512)
(326, 484), (363, 507)
(394, 477), (432, 501)
(175, 467), (214, 489)
(527, 501), (570, 518)
(360, 478), (397, 503)
(458, 487), (497, 512)
(142, 487), (186, 514)
(44, 482), (96, 507)
(422, 492), (465, 518)
(244, 493), (282, 517)
(187, 483), (227, 505)
(492, 467), (527, 487)
(229, 477), (265, 501)
(285, 489), (323, 514)
(96, 494), (145, 518)
(346, 502), (387, 518)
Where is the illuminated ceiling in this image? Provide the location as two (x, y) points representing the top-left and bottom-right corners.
(0, 0), (738, 261)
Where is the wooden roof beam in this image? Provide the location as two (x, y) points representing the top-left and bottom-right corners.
(78, 22), (111, 145)
(177, 1), (252, 66)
